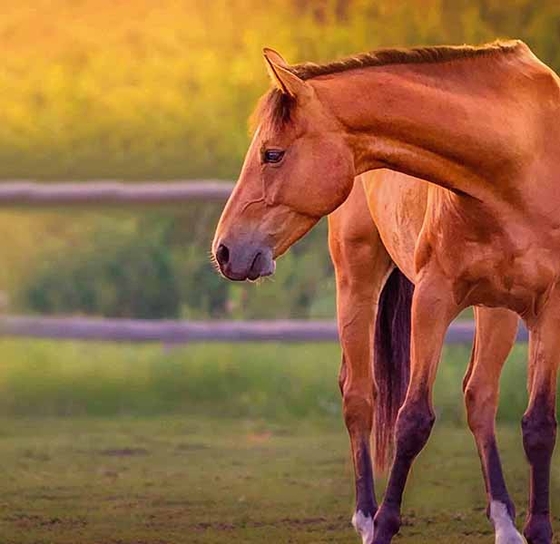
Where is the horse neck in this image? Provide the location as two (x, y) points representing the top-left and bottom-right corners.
(312, 55), (538, 201)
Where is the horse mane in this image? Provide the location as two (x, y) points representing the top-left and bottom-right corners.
(251, 40), (526, 133)
(289, 39), (524, 80)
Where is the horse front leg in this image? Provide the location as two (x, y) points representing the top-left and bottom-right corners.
(372, 276), (459, 544)
(522, 301), (560, 544)
(328, 194), (393, 544)
(464, 306), (525, 544)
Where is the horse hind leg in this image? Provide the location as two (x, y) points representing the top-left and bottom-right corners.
(328, 185), (393, 544)
(372, 273), (459, 544)
(463, 307), (526, 544)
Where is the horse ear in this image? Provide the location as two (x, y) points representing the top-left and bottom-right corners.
(263, 48), (289, 67)
(263, 48), (310, 99)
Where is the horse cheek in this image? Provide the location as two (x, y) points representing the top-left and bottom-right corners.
(317, 150), (355, 215)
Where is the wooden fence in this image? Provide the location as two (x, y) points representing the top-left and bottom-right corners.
(0, 181), (234, 206)
(0, 181), (528, 345)
(0, 315), (528, 344)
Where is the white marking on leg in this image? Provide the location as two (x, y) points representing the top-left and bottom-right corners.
(490, 501), (527, 544)
(352, 510), (374, 544)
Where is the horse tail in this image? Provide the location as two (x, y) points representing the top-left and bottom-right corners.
(373, 267), (414, 473)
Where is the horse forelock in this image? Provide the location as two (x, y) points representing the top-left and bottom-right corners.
(250, 88), (297, 135)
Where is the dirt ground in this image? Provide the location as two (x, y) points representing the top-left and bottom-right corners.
(0, 416), (559, 543)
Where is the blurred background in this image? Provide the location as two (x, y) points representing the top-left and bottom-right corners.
(0, 0), (560, 419)
(0, 0), (558, 418)
(1, 3), (560, 542)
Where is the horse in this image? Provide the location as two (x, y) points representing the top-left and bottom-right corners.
(328, 172), (521, 544)
(212, 40), (560, 544)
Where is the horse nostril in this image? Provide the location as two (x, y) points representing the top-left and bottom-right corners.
(216, 244), (230, 267)
(247, 251), (263, 281)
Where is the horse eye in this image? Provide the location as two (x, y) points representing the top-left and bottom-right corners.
(263, 149), (285, 164)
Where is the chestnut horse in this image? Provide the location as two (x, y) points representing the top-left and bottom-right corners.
(213, 41), (560, 544)
(328, 173), (521, 544)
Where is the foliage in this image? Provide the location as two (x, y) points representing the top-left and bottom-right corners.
(19, 216), (180, 318)
(1, 0), (559, 181)
(15, 208), (335, 319)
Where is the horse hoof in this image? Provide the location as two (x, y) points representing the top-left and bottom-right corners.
(496, 533), (527, 544)
(352, 510), (374, 544)
(372, 506), (400, 544)
(524, 514), (553, 544)
(491, 501), (526, 544)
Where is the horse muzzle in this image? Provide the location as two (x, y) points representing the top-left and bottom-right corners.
(214, 240), (276, 281)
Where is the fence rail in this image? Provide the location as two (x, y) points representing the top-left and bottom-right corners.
(0, 181), (235, 206)
(0, 316), (528, 344)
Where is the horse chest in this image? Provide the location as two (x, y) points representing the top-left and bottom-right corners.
(451, 248), (554, 316)
(418, 211), (559, 318)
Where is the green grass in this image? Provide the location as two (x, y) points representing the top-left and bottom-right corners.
(0, 339), (553, 542)
(0, 339), (531, 422)
(0, 416), (559, 544)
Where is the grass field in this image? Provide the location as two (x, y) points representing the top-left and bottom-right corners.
(0, 339), (556, 542)
(0, 416), (559, 544)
